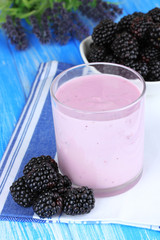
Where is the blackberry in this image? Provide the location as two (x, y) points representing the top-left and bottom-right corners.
(63, 186), (95, 215)
(53, 174), (72, 195)
(140, 46), (160, 63)
(87, 43), (107, 62)
(148, 7), (160, 23)
(117, 14), (134, 32)
(33, 190), (63, 218)
(123, 60), (149, 78)
(10, 176), (37, 207)
(147, 61), (160, 81)
(23, 155), (58, 175)
(149, 23), (160, 48)
(25, 161), (59, 192)
(117, 12), (149, 33)
(130, 14), (153, 41)
(111, 32), (139, 60)
(92, 19), (117, 46)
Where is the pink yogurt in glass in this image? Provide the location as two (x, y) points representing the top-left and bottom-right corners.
(50, 63), (145, 197)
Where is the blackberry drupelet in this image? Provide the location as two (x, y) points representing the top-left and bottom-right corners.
(149, 23), (160, 48)
(10, 176), (37, 207)
(23, 155), (58, 175)
(111, 32), (139, 60)
(148, 7), (160, 23)
(33, 190), (63, 218)
(140, 46), (160, 63)
(63, 186), (95, 215)
(92, 19), (117, 46)
(25, 161), (59, 192)
(87, 43), (107, 62)
(147, 61), (160, 81)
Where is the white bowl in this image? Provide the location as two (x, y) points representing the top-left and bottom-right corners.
(80, 36), (93, 64)
(79, 36), (160, 98)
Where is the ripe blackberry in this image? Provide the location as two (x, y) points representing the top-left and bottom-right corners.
(147, 61), (160, 81)
(63, 186), (95, 215)
(25, 161), (59, 192)
(53, 174), (72, 195)
(130, 15), (153, 41)
(33, 190), (63, 218)
(123, 60), (149, 78)
(87, 43), (107, 62)
(111, 32), (139, 60)
(148, 7), (160, 23)
(149, 23), (160, 48)
(140, 46), (160, 63)
(23, 155), (58, 175)
(92, 19), (117, 46)
(117, 14), (134, 32)
(10, 176), (37, 207)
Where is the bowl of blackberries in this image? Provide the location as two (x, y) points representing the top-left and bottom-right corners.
(80, 7), (160, 97)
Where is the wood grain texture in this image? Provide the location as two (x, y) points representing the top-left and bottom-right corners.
(0, 221), (160, 240)
(1, 0), (160, 239)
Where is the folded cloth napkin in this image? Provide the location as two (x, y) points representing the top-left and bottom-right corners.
(0, 61), (160, 230)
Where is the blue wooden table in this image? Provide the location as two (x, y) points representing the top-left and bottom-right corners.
(1, 1), (160, 239)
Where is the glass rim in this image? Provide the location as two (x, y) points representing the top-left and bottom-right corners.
(50, 62), (146, 115)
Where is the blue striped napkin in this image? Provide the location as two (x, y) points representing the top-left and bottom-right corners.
(0, 61), (160, 231)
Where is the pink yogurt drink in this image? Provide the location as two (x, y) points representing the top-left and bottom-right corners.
(50, 63), (146, 197)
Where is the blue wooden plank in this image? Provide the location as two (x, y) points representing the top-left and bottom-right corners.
(0, 221), (73, 240)
(0, 30), (26, 160)
(100, 224), (160, 240)
(7, 29), (84, 98)
(119, 0), (160, 14)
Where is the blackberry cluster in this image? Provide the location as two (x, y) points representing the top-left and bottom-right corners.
(88, 7), (160, 81)
(2, 16), (28, 50)
(10, 155), (95, 218)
